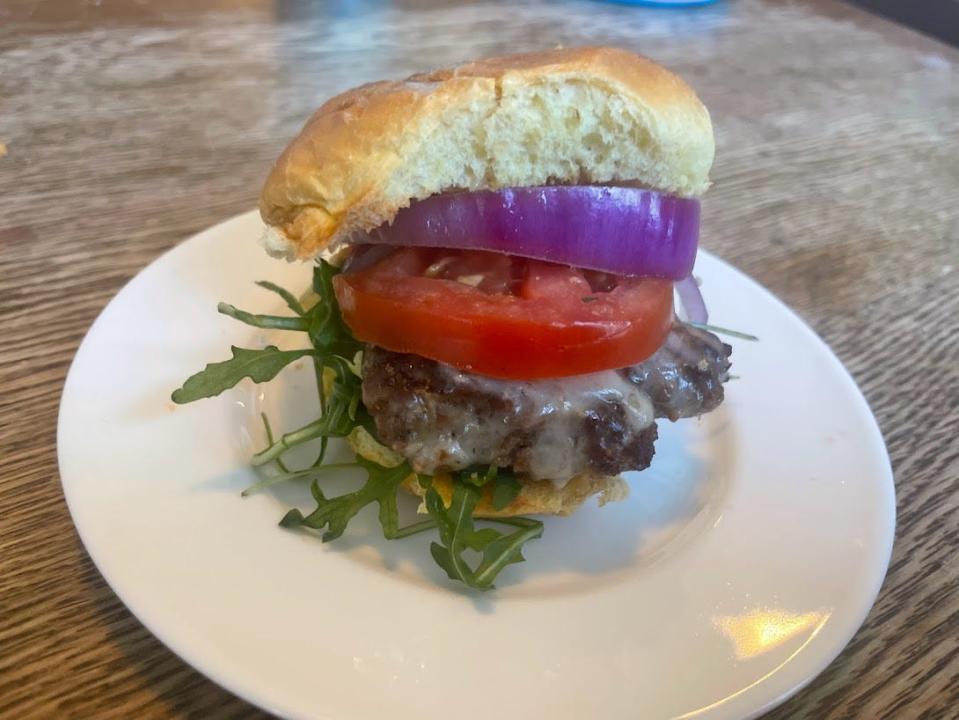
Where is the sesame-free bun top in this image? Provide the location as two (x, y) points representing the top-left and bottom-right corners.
(259, 46), (714, 260)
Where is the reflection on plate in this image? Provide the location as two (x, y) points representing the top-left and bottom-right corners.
(59, 211), (894, 720)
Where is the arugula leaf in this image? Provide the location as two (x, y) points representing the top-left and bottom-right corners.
(217, 303), (309, 331)
(688, 321), (759, 342)
(255, 280), (306, 315)
(241, 461), (357, 497)
(425, 480), (542, 590)
(251, 411), (352, 467)
(280, 458), (435, 541)
(259, 412), (291, 474)
(473, 518), (543, 588)
(312, 359), (330, 467)
(491, 472), (522, 510)
(245, 264), (367, 464)
(171, 346), (314, 403)
(309, 260), (362, 358)
(450, 466), (521, 512)
(427, 482), (485, 585)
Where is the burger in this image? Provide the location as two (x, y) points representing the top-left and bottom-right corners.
(174, 47), (734, 590)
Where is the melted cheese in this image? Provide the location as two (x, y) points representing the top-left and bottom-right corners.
(405, 364), (655, 487)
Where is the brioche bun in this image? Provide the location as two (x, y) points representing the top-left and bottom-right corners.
(259, 46), (714, 261)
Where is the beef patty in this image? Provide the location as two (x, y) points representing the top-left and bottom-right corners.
(361, 322), (731, 484)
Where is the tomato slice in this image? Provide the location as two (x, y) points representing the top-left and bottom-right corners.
(333, 248), (673, 380)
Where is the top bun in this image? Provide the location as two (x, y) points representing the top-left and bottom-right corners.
(259, 46), (714, 261)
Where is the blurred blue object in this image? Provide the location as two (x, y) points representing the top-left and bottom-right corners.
(597, 0), (719, 6)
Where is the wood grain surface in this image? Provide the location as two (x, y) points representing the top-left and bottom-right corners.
(2, 0), (957, 717)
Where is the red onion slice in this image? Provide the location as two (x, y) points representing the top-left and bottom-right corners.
(675, 275), (708, 324)
(341, 244), (394, 274)
(366, 186), (700, 279)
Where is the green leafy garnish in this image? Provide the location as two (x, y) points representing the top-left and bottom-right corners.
(688, 321), (759, 342)
(425, 481), (543, 590)
(255, 280), (306, 315)
(491, 472), (522, 510)
(308, 260), (363, 359)
(451, 465), (521, 511)
(241, 460), (358, 497)
(217, 302), (309, 331)
(279, 458), (434, 541)
(259, 412), (291, 474)
(173, 261), (543, 591)
(172, 346), (314, 403)
(426, 481), (492, 584)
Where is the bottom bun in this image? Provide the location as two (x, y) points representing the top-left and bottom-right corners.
(403, 472), (629, 518)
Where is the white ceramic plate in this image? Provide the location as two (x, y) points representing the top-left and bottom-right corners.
(58, 211), (894, 720)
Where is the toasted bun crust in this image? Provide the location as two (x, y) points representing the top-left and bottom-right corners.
(402, 472), (629, 518)
(259, 46), (714, 260)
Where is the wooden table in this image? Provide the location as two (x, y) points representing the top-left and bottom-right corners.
(2, 0), (957, 717)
